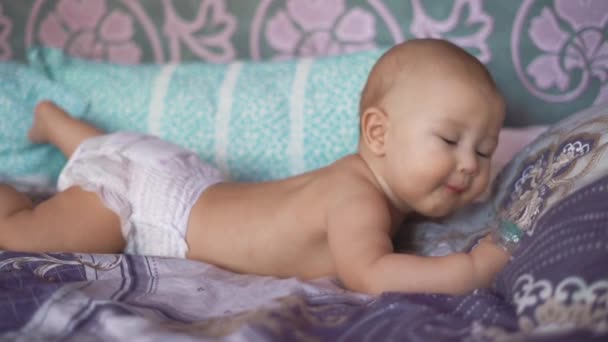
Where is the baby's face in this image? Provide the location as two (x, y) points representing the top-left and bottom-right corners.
(380, 77), (504, 217)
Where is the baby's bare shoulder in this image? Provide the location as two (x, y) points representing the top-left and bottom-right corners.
(323, 157), (391, 226)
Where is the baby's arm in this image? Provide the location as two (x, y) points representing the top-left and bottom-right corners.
(327, 198), (509, 295)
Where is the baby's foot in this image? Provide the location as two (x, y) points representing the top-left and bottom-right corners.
(28, 101), (60, 144)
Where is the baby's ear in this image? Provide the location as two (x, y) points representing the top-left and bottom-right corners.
(360, 106), (388, 156)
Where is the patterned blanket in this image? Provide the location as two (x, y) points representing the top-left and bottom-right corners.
(0, 251), (602, 341)
(0, 251), (511, 341)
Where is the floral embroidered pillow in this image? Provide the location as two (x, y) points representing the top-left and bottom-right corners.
(491, 102), (608, 238)
(487, 102), (608, 332)
(493, 174), (608, 334)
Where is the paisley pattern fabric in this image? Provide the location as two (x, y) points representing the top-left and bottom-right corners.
(0, 0), (606, 125)
(489, 174), (608, 340)
(494, 102), (608, 236)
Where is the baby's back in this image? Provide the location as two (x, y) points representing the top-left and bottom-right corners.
(186, 155), (371, 279)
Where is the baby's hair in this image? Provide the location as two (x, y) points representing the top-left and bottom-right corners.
(359, 39), (498, 118)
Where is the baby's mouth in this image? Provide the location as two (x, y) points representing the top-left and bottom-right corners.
(444, 184), (466, 194)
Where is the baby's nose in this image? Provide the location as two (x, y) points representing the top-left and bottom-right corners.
(458, 152), (479, 175)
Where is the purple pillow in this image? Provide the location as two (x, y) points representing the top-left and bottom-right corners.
(495, 174), (608, 335)
(487, 102), (608, 334)
(492, 103), (608, 235)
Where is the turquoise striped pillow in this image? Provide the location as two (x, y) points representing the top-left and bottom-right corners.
(29, 48), (383, 182)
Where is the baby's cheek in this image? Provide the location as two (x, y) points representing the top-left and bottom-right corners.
(472, 168), (496, 202)
(469, 174), (490, 200)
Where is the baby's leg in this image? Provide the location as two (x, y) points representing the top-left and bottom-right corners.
(0, 101), (124, 253)
(0, 184), (125, 253)
(28, 101), (104, 158)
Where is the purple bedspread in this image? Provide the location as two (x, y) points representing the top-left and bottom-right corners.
(0, 252), (602, 341)
(0, 251), (503, 341)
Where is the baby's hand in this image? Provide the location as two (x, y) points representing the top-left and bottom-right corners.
(487, 219), (523, 254)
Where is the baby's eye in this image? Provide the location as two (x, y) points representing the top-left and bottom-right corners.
(476, 151), (491, 158)
(441, 137), (458, 145)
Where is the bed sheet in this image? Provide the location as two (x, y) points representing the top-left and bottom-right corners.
(0, 251), (519, 341)
(0, 248), (603, 341)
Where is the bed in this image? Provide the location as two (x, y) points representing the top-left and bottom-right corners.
(1, 1), (607, 340)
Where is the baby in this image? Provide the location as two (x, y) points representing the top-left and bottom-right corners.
(0, 39), (509, 295)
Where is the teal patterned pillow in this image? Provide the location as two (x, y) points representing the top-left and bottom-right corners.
(28, 47), (383, 182)
(0, 62), (88, 185)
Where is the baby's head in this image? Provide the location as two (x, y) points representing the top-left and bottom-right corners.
(358, 39), (505, 217)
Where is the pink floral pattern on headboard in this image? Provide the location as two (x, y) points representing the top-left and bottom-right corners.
(37, 0), (141, 63)
(163, 0), (236, 63)
(512, 0), (608, 105)
(262, 0), (378, 60)
(250, 0), (405, 60)
(1, 0), (607, 125)
(410, 0), (493, 63)
(0, 4), (12, 60)
(22, 0), (498, 64)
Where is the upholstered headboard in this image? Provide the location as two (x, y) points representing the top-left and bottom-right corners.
(1, 0), (606, 126)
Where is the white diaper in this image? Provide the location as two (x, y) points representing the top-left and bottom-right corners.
(58, 132), (226, 258)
